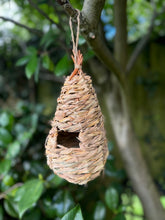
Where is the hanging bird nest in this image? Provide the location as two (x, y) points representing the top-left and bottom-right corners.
(45, 55), (108, 184)
(45, 13), (108, 185)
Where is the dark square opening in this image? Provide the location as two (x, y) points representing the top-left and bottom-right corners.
(57, 130), (80, 148)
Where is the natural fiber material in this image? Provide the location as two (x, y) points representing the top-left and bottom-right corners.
(45, 68), (109, 185)
(45, 12), (108, 185)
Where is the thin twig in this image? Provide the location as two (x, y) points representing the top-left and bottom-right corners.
(0, 16), (42, 36)
(28, 0), (62, 30)
(0, 183), (23, 200)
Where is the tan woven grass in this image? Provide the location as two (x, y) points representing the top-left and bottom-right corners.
(45, 69), (109, 185)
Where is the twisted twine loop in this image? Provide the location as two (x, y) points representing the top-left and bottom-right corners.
(69, 10), (83, 80)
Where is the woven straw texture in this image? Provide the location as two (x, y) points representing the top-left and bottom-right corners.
(45, 70), (109, 185)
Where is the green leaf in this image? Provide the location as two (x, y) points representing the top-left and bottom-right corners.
(55, 55), (72, 76)
(94, 201), (106, 220)
(4, 199), (19, 218)
(42, 54), (54, 71)
(15, 179), (44, 219)
(25, 55), (38, 79)
(61, 205), (83, 220)
(0, 127), (13, 147)
(15, 56), (30, 66)
(6, 141), (20, 159)
(105, 186), (119, 211)
(113, 213), (126, 220)
(0, 159), (11, 175)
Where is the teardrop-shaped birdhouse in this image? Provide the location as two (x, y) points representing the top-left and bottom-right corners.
(45, 13), (108, 185)
(45, 57), (108, 184)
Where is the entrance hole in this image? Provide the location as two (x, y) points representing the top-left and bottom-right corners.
(57, 130), (80, 148)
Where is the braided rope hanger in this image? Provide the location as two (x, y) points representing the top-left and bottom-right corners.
(69, 10), (83, 80)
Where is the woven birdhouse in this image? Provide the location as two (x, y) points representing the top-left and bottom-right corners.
(45, 11), (108, 185)
(45, 50), (109, 185)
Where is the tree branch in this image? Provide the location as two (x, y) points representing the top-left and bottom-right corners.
(56, 0), (125, 87)
(82, 0), (105, 29)
(87, 34), (125, 87)
(114, 0), (127, 70)
(56, 0), (78, 19)
(0, 16), (42, 36)
(126, 4), (165, 74)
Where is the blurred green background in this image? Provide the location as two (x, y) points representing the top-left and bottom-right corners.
(0, 0), (165, 219)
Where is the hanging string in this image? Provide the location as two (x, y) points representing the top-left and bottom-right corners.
(69, 10), (83, 80)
